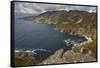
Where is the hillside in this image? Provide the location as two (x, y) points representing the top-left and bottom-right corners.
(17, 10), (97, 66)
(25, 10), (96, 40)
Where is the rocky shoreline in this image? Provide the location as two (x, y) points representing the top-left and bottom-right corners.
(15, 10), (96, 66)
(15, 25), (96, 66)
(39, 27), (96, 64)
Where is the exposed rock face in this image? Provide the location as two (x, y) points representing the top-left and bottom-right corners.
(72, 46), (80, 53)
(62, 50), (96, 63)
(40, 48), (68, 64)
(53, 48), (65, 58)
(25, 10), (96, 40)
(21, 10), (97, 65)
(23, 10), (96, 40)
(40, 48), (96, 65)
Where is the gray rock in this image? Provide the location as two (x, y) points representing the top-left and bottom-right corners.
(40, 48), (96, 65)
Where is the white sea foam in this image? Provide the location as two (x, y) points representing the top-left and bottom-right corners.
(15, 48), (52, 53)
(64, 35), (93, 48)
(15, 50), (20, 52)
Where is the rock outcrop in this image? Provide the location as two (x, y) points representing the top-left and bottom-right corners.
(24, 10), (96, 40)
(21, 10), (97, 65)
(40, 48), (96, 65)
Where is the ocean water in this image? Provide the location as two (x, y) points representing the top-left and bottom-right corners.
(15, 14), (86, 59)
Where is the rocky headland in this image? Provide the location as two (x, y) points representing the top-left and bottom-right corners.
(15, 10), (97, 66)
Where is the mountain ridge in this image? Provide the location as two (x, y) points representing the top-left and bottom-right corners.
(23, 10), (96, 40)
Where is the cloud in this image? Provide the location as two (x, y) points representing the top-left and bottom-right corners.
(15, 2), (96, 14)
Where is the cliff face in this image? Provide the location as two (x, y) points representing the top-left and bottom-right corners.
(30, 10), (97, 64)
(40, 48), (96, 64)
(20, 10), (97, 65)
(28, 10), (96, 40)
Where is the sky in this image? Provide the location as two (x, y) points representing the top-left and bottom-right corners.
(15, 2), (97, 14)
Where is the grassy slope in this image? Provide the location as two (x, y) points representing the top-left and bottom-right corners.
(15, 52), (41, 66)
(17, 11), (97, 66)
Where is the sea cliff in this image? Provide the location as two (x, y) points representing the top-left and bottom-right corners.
(15, 10), (97, 66)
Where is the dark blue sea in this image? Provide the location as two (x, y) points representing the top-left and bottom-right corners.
(15, 13), (86, 59)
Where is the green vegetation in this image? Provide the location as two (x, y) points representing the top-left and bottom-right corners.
(21, 10), (97, 65)
(15, 52), (41, 66)
(33, 10), (96, 40)
(57, 21), (75, 29)
(15, 57), (33, 66)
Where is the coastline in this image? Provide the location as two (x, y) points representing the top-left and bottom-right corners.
(64, 35), (93, 47)
(15, 11), (97, 66)
(15, 23), (96, 64)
